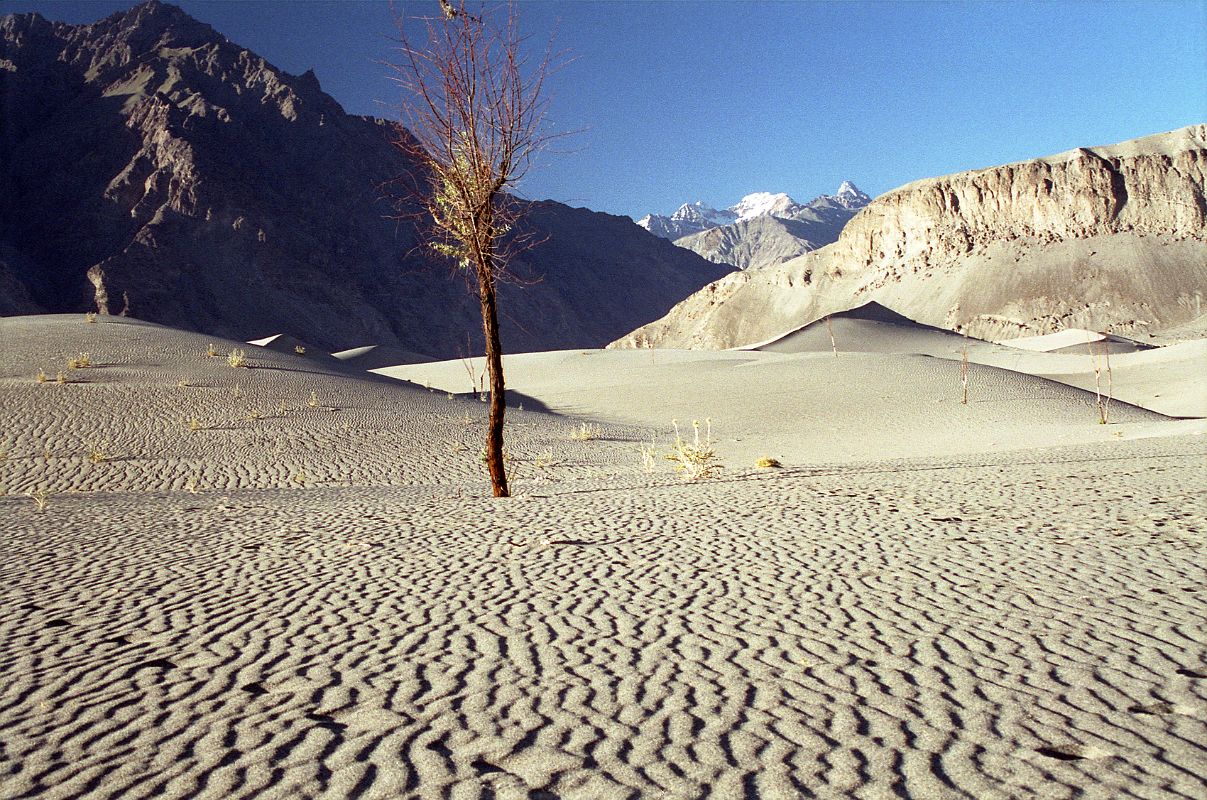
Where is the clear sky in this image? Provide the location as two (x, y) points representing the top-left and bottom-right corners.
(5, 1), (1205, 218)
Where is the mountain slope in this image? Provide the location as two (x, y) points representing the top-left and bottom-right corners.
(0, 1), (730, 357)
(613, 125), (1207, 349)
(638, 183), (871, 270)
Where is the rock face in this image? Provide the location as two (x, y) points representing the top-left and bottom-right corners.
(613, 126), (1207, 349)
(0, 1), (730, 357)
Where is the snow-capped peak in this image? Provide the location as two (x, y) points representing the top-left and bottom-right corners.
(671, 201), (736, 227)
(832, 181), (871, 209)
(730, 192), (800, 222)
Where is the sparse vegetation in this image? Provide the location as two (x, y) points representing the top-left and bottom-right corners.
(56, 371), (67, 385)
(227, 348), (248, 368)
(206, 343), (218, 357)
(533, 450), (558, 469)
(177, 379), (191, 388)
(666, 418), (723, 481)
(27, 488), (50, 512)
(185, 472), (201, 494)
(245, 409), (264, 422)
(1089, 341), (1114, 424)
(277, 400), (288, 416)
(233, 383), (243, 398)
(36, 369), (47, 384)
(639, 435), (659, 473)
(571, 422), (602, 442)
(187, 415), (203, 432)
(66, 353), (92, 369)
(308, 390), (319, 408)
(755, 456), (782, 469)
(292, 470), (308, 486)
(86, 442), (109, 465)
(960, 345), (970, 405)
(85, 312), (97, 323)
(294, 345), (306, 355)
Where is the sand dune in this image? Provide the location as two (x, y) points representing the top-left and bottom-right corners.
(2, 314), (1205, 799)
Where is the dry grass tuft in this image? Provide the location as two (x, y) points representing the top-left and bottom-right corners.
(666, 418), (723, 481)
(27, 488), (50, 512)
(292, 470), (308, 486)
(36, 369), (47, 384)
(85, 312), (97, 323)
(66, 353), (92, 369)
(227, 348), (248, 368)
(307, 390), (319, 408)
(570, 422), (602, 442)
(186, 415), (203, 432)
(55, 371), (67, 385)
(86, 442), (109, 465)
(533, 450), (558, 469)
(185, 472), (201, 494)
(294, 344), (306, 355)
(206, 343), (218, 357)
(755, 456), (782, 469)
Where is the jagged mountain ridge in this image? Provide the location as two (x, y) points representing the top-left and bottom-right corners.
(612, 125), (1207, 349)
(0, 1), (731, 356)
(636, 183), (872, 270)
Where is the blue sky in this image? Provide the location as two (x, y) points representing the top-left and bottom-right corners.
(6, 1), (1205, 218)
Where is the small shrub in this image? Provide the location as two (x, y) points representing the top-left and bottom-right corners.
(55, 371), (67, 385)
(28, 488), (50, 512)
(227, 349), (248, 368)
(292, 470), (308, 486)
(307, 390), (319, 408)
(206, 343), (218, 357)
(177, 379), (190, 388)
(86, 442), (109, 465)
(294, 345), (306, 355)
(570, 422), (602, 442)
(639, 436), (659, 473)
(245, 409), (264, 421)
(185, 472), (201, 494)
(665, 418), (722, 482)
(85, 312), (97, 323)
(534, 450), (558, 469)
(66, 353), (92, 369)
(755, 456), (782, 469)
(36, 369), (47, 384)
(187, 415), (203, 432)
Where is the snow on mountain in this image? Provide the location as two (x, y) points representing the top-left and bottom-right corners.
(636, 183), (870, 240)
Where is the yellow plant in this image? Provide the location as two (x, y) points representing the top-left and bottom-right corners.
(36, 369), (46, 384)
(28, 488), (50, 512)
(755, 456), (782, 469)
(66, 353), (92, 369)
(307, 390), (319, 408)
(294, 345), (306, 355)
(227, 348), (248, 368)
(85, 312), (97, 323)
(570, 422), (602, 442)
(665, 418), (722, 481)
(56, 371), (67, 385)
(86, 442), (109, 465)
(206, 343), (218, 357)
(187, 415), (202, 432)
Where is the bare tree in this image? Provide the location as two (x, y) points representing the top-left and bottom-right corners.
(390, 1), (562, 497)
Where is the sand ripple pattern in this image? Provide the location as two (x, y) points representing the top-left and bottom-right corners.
(2, 436), (1205, 799)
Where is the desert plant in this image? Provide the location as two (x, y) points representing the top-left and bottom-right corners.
(571, 422), (602, 442)
(245, 409), (264, 421)
(86, 442), (109, 465)
(639, 435), (659, 473)
(755, 456), (782, 469)
(276, 400), (288, 416)
(177, 379), (190, 388)
(66, 353), (92, 369)
(389, 1), (567, 497)
(294, 344), (306, 355)
(293, 470), (308, 486)
(533, 449), (558, 469)
(233, 383), (243, 398)
(186, 415), (203, 432)
(55, 371), (67, 385)
(27, 488), (50, 512)
(227, 349), (248, 368)
(206, 343), (218, 357)
(960, 345), (969, 405)
(85, 312), (97, 323)
(308, 390), (319, 408)
(185, 472), (201, 494)
(36, 369), (46, 384)
(1089, 341), (1113, 424)
(665, 418), (722, 481)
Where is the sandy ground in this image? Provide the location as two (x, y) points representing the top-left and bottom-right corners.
(2, 314), (1205, 799)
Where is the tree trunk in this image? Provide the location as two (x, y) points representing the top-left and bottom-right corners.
(476, 249), (509, 498)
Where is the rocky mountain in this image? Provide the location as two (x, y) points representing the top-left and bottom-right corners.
(636, 183), (872, 271)
(0, 1), (731, 357)
(612, 125), (1207, 349)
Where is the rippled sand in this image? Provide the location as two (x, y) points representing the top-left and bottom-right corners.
(2, 315), (1204, 799)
